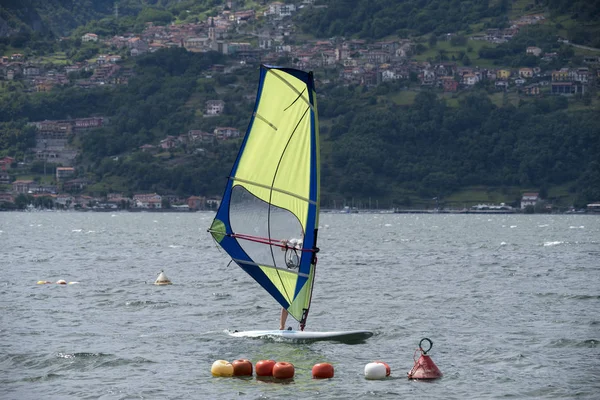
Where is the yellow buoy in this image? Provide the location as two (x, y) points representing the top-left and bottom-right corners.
(37, 280), (52, 285)
(154, 271), (172, 285)
(211, 360), (234, 377)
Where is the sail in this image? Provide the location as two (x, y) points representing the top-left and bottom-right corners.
(209, 65), (320, 330)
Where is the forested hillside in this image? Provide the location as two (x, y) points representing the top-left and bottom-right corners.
(0, 0), (115, 38)
(1, 47), (598, 208)
(0, 0), (220, 40)
(297, 0), (510, 38)
(296, 0), (600, 47)
(318, 86), (598, 208)
(1, 0), (599, 210)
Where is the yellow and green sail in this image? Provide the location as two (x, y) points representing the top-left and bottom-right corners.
(209, 65), (320, 330)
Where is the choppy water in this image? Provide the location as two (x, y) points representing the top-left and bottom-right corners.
(1, 212), (599, 399)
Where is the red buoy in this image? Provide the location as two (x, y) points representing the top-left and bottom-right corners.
(232, 359), (253, 376)
(255, 360), (276, 377)
(312, 362), (334, 379)
(272, 361), (295, 380)
(408, 338), (442, 380)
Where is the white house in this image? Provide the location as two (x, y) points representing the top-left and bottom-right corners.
(267, 2), (296, 18)
(214, 127), (240, 139)
(82, 33), (98, 42)
(133, 193), (162, 208)
(56, 167), (75, 181)
(205, 100), (225, 116)
(462, 73), (479, 86)
(526, 46), (542, 57)
(521, 192), (540, 209)
(381, 70), (397, 82)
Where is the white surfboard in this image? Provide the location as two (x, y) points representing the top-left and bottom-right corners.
(227, 329), (373, 343)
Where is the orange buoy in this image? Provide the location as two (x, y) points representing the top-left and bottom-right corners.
(312, 362), (334, 379)
(255, 359), (276, 377)
(375, 361), (391, 376)
(232, 359), (253, 376)
(272, 361), (295, 380)
(408, 338), (443, 380)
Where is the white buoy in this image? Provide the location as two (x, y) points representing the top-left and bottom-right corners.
(56, 279), (67, 285)
(154, 271), (172, 285)
(364, 362), (387, 380)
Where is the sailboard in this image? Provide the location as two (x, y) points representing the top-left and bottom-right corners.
(208, 65), (372, 341)
(227, 329), (373, 344)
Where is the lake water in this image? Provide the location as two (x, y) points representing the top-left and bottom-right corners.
(1, 212), (599, 399)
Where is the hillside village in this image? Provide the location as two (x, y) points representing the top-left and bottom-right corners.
(1, 0), (599, 211)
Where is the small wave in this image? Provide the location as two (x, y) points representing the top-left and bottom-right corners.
(72, 229), (82, 232)
(168, 245), (183, 248)
(57, 352), (110, 359)
(125, 300), (171, 307)
(50, 352), (155, 374)
(212, 292), (231, 298)
(534, 291), (558, 298)
(568, 294), (600, 301)
(538, 224), (549, 227)
(569, 226), (585, 229)
(535, 292), (600, 300)
(95, 256), (120, 262)
(549, 338), (598, 348)
(22, 373), (63, 382)
(97, 356), (155, 368)
(543, 241), (564, 246)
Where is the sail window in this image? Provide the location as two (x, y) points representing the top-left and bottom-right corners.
(230, 185), (303, 271)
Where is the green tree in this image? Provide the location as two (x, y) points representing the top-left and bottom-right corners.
(462, 53), (471, 66)
(14, 194), (33, 210)
(428, 34), (437, 48)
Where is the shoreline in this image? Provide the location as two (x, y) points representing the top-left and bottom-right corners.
(1, 208), (596, 215)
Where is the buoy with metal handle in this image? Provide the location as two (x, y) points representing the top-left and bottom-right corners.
(407, 338), (443, 380)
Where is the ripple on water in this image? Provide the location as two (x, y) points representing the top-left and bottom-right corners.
(2, 212), (599, 399)
(548, 339), (599, 348)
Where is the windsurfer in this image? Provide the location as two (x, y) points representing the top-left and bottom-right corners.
(280, 238), (303, 250)
(281, 237), (303, 270)
(279, 236), (303, 329)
